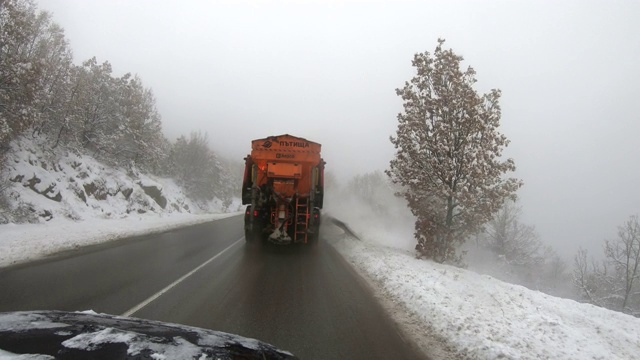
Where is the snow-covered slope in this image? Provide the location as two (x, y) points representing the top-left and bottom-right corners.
(333, 237), (640, 360)
(325, 202), (640, 359)
(2, 136), (239, 225)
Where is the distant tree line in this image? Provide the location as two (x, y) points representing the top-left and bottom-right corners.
(0, 0), (235, 208)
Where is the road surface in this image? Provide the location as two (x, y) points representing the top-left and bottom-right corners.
(0, 215), (426, 359)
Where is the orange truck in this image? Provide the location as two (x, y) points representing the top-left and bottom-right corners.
(242, 134), (325, 244)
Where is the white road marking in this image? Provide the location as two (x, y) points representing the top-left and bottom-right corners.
(121, 238), (244, 317)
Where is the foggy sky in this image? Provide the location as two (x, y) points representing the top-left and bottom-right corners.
(38, 0), (640, 260)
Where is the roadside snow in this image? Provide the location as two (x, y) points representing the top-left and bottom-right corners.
(332, 237), (640, 360)
(2, 214), (639, 359)
(0, 212), (239, 268)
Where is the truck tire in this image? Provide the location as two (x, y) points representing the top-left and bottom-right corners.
(244, 228), (254, 242)
(244, 223), (258, 242)
(244, 227), (263, 252)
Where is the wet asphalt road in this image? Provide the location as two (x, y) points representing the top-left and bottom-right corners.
(0, 215), (426, 359)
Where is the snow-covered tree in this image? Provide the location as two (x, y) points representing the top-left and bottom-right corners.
(388, 39), (522, 263)
(29, 18), (73, 147)
(116, 75), (165, 171)
(65, 57), (121, 155)
(0, 0), (76, 216)
(0, 0), (50, 150)
(169, 131), (232, 206)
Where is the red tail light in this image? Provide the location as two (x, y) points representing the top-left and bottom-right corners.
(253, 210), (259, 217)
(314, 214), (319, 219)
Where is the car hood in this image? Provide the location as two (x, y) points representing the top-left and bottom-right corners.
(0, 310), (297, 359)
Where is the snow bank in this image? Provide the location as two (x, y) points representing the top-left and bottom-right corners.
(0, 212), (240, 268)
(332, 236), (640, 360)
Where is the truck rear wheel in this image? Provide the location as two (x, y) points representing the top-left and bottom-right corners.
(244, 219), (261, 242)
(244, 228), (254, 242)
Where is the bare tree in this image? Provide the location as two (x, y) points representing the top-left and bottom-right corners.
(387, 39), (522, 263)
(573, 215), (640, 315)
(573, 248), (604, 306)
(547, 254), (568, 283)
(472, 199), (569, 293)
(604, 215), (640, 313)
(482, 200), (549, 266)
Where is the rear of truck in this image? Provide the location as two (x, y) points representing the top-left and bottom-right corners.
(242, 134), (325, 244)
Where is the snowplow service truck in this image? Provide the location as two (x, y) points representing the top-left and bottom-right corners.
(242, 134), (325, 244)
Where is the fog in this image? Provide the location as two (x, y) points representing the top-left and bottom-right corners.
(38, 0), (640, 260)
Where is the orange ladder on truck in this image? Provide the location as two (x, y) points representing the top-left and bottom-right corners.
(294, 198), (309, 243)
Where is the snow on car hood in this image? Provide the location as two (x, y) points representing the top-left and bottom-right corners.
(0, 311), (296, 359)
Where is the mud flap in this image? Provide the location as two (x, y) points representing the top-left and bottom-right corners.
(269, 222), (292, 244)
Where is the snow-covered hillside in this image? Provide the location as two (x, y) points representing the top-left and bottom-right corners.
(1, 137), (240, 227)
